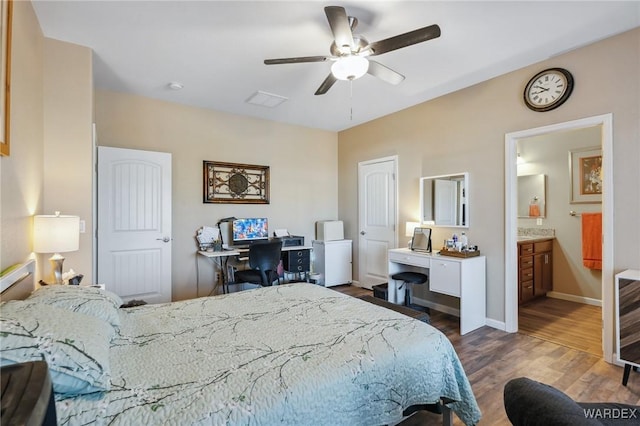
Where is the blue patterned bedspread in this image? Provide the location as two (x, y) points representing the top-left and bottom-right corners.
(56, 283), (481, 425)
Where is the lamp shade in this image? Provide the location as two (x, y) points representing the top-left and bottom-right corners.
(33, 214), (80, 254)
(405, 221), (420, 237)
(331, 56), (369, 81)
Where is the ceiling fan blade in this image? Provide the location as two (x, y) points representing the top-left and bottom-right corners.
(367, 60), (405, 85)
(324, 6), (354, 52)
(368, 24), (441, 56)
(314, 73), (338, 96)
(264, 56), (329, 65)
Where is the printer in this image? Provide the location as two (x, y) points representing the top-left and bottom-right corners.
(279, 235), (304, 247)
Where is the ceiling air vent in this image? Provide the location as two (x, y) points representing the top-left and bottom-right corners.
(246, 91), (288, 108)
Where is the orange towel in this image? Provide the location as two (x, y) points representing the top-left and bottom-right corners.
(529, 203), (540, 217)
(581, 212), (602, 270)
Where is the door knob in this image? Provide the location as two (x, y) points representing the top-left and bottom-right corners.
(157, 237), (171, 243)
(360, 231), (366, 235)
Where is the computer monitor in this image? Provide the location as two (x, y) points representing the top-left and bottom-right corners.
(232, 218), (269, 246)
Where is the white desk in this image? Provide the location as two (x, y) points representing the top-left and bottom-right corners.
(197, 245), (313, 295)
(198, 250), (240, 294)
(388, 248), (486, 335)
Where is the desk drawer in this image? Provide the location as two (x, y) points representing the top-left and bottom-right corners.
(283, 250), (310, 272)
(389, 251), (430, 268)
(430, 258), (461, 297)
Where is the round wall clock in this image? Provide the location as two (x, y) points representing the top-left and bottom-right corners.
(523, 68), (574, 112)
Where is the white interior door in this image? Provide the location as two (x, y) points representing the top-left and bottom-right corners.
(434, 179), (457, 226)
(97, 147), (172, 303)
(358, 157), (397, 289)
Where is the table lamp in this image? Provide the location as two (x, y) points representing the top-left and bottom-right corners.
(33, 212), (80, 284)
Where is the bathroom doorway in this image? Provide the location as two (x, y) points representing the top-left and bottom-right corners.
(504, 114), (613, 362)
(515, 127), (603, 356)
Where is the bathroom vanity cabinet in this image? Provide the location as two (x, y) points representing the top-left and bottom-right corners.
(518, 238), (553, 304)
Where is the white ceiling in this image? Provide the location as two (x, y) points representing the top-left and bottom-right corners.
(32, 1), (640, 132)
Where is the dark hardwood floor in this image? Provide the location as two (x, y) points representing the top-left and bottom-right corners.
(329, 284), (640, 425)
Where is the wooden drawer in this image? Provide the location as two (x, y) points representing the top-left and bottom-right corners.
(520, 280), (534, 303)
(534, 240), (553, 253)
(519, 243), (534, 256)
(520, 267), (534, 282)
(519, 255), (534, 269)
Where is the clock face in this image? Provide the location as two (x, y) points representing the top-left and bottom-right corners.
(524, 68), (574, 112)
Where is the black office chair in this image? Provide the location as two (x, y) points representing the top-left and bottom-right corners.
(504, 377), (639, 426)
(234, 240), (283, 287)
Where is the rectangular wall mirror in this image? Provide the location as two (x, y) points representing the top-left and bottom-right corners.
(517, 174), (546, 218)
(420, 172), (469, 228)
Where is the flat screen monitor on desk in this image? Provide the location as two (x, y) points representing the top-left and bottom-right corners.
(232, 218), (269, 247)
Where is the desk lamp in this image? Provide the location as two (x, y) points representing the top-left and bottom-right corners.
(33, 212), (80, 284)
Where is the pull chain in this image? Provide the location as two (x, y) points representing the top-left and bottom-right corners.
(349, 79), (354, 121)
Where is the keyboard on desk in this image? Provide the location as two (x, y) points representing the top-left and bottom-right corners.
(225, 246), (249, 261)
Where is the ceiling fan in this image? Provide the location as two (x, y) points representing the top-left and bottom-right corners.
(264, 6), (441, 95)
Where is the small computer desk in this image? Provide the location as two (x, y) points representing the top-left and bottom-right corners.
(197, 245), (312, 295)
(197, 249), (240, 295)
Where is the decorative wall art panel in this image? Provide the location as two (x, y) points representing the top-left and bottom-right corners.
(203, 161), (270, 204)
(569, 147), (602, 204)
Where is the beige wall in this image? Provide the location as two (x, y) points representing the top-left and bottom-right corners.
(0, 1), (94, 286)
(518, 127), (602, 300)
(338, 28), (640, 324)
(0, 1), (44, 273)
(94, 91), (338, 300)
(43, 38), (94, 284)
(3, 0), (637, 322)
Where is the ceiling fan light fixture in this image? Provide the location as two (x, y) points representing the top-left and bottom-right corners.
(331, 56), (369, 81)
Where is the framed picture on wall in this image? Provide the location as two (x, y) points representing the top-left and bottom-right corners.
(0, 0), (12, 156)
(569, 146), (602, 204)
(203, 161), (270, 204)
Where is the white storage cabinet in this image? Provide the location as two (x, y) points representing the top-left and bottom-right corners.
(312, 240), (352, 287)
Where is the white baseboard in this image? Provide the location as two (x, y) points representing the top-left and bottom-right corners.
(351, 280), (371, 289)
(547, 291), (602, 307)
(485, 318), (507, 331)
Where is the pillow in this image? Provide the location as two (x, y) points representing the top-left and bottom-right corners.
(0, 300), (113, 395)
(27, 285), (123, 329)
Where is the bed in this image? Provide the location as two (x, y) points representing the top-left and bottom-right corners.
(1, 267), (481, 425)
